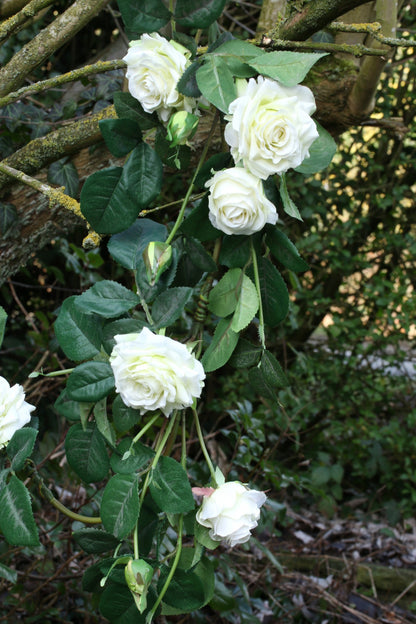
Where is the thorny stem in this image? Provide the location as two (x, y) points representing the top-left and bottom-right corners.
(145, 515), (183, 624)
(250, 238), (265, 349)
(165, 110), (220, 245)
(193, 407), (216, 483)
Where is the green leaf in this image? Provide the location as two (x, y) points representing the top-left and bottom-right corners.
(152, 287), (193, 329)
(80, 144), (163, 234)
(208, 268), (242, 317)
(201, 317), (239, 372)
(75, 280), (140, 318)
(194, 522), (220, 550)
(0, 305), (7, 348)
(99, 119), (142, 158)
(179, 196), (219, 241)
(65, 423), (109, 482)
(159, 566), (205, 611)
(249, 256), (289, 327)
(112, 394), (141, 433)
(260, 350), (288, 387)
(100, 581), (147, 623)
(94, 398), (116, 447)
(248, 51), (328, 87)
(113, 91), (159, 130)
(311, 466), (331, 486)
(295, 121), (337, 174)
(102, 318), (148, 355)
(280, 174), (302, 221)
(0, 562), (17, 584)
(135, 246), (179, 303)
(6, 427), (38, 471)
(108, 218), (167, 270)
(265, 227), (309, 273)
(110, 438), (155, 474)
(177, 61), (202, 98)
(194, 152), (232, 189)
(54, 388), (82, 421)
(73, 528), (120, 554)
(47, 157), (79, 198)
(218, 235), (252, 268)
(231, 274), (258, 332)
(66, 361), (115, 403)
(208, 38), (265, 78)
(0, 203), (17, 236)
(228, 338), (262, 368)
(0, 475), (40, 546)
(196, 56), (236, 113)
(150, 456), (194, 513)
(175, 0), (226, 28)
(248, 366), (276, 402)
(209, 579), (237, 612)
(101, 473), (140, 539)
(54, 296), (102, 361)
(182, 237), (217, 272)
(118, 0), (170, 34)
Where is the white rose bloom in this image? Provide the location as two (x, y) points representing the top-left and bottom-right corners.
(224, 76), (318, 179)
(123, 33), (196, 123)
(206, 167), (278, 235)
(196, 481), (267, 547)
(0, 376), (35, 448)
(110, 328), (205, 417)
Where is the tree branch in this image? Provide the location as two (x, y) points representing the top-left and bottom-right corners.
(0, 0), (111, 97)
(279, 0), (374, 41)
(0, 0), (29, 17)
(0, 0), (54, 44)
(0, 59), (125, 107)
(0, 105), (116, 192)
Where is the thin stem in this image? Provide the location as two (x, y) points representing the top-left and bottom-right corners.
(131, 413), (161, 446)
(139, 415), (177, 506)
(250, 238), (265, 349)
(146, 515), (183, 624)
(261, 37), (389, 57)
(181, 413), (186, 470)
(139, 192), (205, 216)
(135, 283), (155, 327)
(133, 522), (139, 560)
(165, 110), (219, 245)
(192, 407), (216, 482)
(0, 59), (125, 107)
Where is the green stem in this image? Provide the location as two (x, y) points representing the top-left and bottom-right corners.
(165, 110), (219, 245)
(146, 515), (183, 624)
(135, 283), (155, 327)
(192, 407), (216, 482)
(181, 413), (186, 470)
(250, 238), (265, 349)
(261, 37), (389, 57)
(131, 413), (160, 446)
(139, 414), (177, 506)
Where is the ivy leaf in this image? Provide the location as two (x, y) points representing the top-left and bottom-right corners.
(175, 0), (226, 28)
(47, 157), (79, 198)
(0, 203), (18, 236)
(118, 0), (171, 34)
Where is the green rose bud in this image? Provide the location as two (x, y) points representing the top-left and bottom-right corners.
(166, 111), (199, 147)
(142, 241), (172, 286)
(125, 559), (153, 613)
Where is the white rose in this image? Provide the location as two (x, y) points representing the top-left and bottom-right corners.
(0, 376), (35, 448)
(205, 167), (278, 235)
(109, 328), (205, 417)
(224, 76), (318, 179)
(123, 33), (196, 123)
(196, 481), (267, 547)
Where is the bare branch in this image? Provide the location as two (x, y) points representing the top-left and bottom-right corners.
(0, 0), (55, 43)
(0, 0), (111, 97)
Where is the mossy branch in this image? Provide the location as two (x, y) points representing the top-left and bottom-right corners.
(0, 104), (117, 192)
(0, 0), (111, 97)
(0, 59), (126, 107)
(0, 161), (100, 248)
(0, 0), (54, 44)
(279, 0), (374, 41)
(260, 36), (389, 57)
(329, 19), (416, 47)
(0, 0), (29, 17)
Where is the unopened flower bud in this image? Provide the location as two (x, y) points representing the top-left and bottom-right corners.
(166, 111), (199, 147)
(125, 559), (153, 613)
(142, 241), (172, 285)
